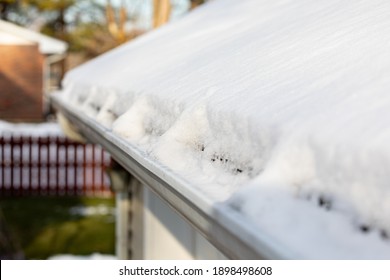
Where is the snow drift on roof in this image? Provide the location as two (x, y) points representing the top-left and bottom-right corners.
(59, 0), (390, 258)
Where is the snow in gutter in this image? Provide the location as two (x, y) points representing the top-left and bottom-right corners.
(58, 0), (390, 258)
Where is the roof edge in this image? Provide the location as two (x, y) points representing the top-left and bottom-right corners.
(0, 19), (68, 54)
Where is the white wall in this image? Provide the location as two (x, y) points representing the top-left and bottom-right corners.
(131, 182), (227, 260)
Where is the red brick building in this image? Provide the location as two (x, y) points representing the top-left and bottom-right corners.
(0, 20), (68, 122)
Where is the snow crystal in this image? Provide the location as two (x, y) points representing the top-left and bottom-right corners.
(58, 0), (390, 258)
(48, 253), (116, 260)
(69, 205), (115, 216)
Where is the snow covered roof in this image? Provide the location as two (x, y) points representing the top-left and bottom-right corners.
(0, 20), (68, 54)
(55, 0), (390, 259)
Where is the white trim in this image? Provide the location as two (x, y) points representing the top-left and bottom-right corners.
(0, 30), (33, 44)
(0, 20), (68, 54)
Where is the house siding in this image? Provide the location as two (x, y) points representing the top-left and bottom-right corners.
(0, 45), (44, 122)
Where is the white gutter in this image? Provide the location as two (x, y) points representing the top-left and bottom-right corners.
(51, 94), (299, 260)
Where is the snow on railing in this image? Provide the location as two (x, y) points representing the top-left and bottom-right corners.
(0, 134), (112, 196)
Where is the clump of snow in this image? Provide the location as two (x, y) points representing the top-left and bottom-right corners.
(69, 205), (115, 216)
(58, 0), (390, 258)
(48, 253), (116, 260)
(0, 120), (64, 136)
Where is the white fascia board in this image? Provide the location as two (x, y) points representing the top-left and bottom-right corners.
(0, 30), (34, 44)
(0, 20), (68, 54)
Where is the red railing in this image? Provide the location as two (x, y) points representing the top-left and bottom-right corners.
(0, 135), (112, 196)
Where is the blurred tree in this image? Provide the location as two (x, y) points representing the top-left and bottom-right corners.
(0, 0), (79, 40)
(106, 0), (128, 44)
(190, 0), (205, 10)
(153, 0), (171, 28)
(152, 0), (206, 29)
(0, 0), (16, 20)
(29, 0), (76, 41)
(0, 0), (32, 24)
(1, 1), (202, 59)
(67, 1), (144, 58)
